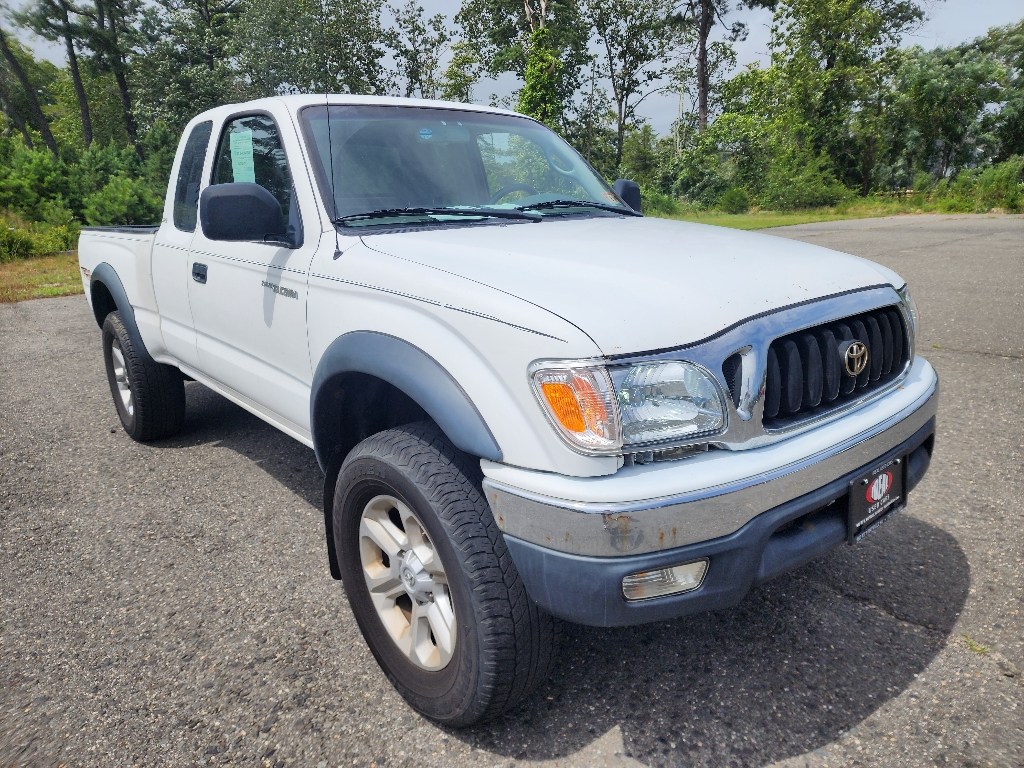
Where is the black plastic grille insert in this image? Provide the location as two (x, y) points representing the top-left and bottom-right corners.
(755, 305), (909, 430)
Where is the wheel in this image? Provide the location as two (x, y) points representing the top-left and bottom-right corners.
(334, 422), (556, 726)
(487, 182), (539, 204)
(101, 311), (186, 441)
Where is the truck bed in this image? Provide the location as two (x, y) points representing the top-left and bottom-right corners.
(78, 227), (161, 347)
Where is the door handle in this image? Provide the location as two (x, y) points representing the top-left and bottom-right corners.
(192, 263), (207, 284)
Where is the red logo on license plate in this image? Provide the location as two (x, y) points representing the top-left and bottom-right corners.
(866, 471), (893, 503)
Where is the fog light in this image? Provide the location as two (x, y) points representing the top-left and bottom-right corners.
(622, 560), (708, 601)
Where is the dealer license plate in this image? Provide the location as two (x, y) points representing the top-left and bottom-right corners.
(848, 455), (906, 544)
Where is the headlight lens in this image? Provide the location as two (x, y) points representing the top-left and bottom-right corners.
(531, 363), (621, 454)
(897, 283), (918, 338)
(611, 361), (726, 445)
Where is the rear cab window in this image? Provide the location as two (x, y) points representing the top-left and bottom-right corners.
(172, 121), (213, 232)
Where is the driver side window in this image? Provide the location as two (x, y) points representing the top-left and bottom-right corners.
(211, 114), (300, 240)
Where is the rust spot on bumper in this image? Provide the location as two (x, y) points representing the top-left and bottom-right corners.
(602, 513), (644, 553)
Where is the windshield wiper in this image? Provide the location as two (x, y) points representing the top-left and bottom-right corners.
(335, 207), (541, 227)
(516, 199), (641, 216)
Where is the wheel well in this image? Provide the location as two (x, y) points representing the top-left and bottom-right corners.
(90, 279), (117, 328)
(316, 372), (430, 578)
(316, 372), (430, 468)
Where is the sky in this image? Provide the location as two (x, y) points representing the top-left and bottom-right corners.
(12, 0), (1024, 135)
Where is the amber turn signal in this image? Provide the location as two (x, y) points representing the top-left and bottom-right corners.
(540, 382), (586, 432)
(530, 362), (621, 454)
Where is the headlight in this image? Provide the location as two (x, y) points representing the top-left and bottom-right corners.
(530, 362), (621, 454)
(611, 361), (726, 446)
(896, 283), (918, 339)
(531, 359), (727, 456)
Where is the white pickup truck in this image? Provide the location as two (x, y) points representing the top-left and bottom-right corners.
(79, 95), (937, 726)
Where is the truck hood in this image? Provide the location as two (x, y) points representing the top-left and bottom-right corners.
(361, 216), (903, 356)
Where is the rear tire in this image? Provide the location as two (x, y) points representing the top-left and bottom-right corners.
(102, 311), (185, 441)
(334, 422), (556, 726)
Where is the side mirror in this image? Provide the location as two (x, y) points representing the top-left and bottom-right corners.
(613, 179), (642, 213)
(200, 182), (290, 244)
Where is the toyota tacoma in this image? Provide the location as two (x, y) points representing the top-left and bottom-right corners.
(78, 95), (937, 726)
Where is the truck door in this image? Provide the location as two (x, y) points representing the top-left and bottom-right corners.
(187, 110), (319, 433)
(152, 119), (212, 368)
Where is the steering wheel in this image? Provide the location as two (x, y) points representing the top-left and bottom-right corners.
(488, 183), (539, 204)
(544, 146), (578, 178)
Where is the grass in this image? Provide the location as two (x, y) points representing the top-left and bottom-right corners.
(648, 197), (994, 230)
(651, 209), (886, 230)
(963, 635), (991, 655)
(0, 252), (83, 304)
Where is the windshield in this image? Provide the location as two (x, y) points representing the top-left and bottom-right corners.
(299, 105), (630, 225)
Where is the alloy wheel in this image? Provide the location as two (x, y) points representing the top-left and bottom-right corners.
(110, 339), (134, 417)
(358, 494), (457, 671)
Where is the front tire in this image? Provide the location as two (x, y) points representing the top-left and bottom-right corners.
(334, 422), (556, 726)
(102, 311), (185, 441)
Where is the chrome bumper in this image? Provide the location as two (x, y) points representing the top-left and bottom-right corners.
(484, 378), (938, 558)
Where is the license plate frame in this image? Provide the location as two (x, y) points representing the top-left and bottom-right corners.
(848, 454), (907, 544)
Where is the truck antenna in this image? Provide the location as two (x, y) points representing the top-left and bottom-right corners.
(322, 1), (342, 259)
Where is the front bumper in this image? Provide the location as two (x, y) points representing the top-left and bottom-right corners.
(485, 359), (937, 627)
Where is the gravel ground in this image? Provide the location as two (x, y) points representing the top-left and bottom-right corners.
(1, 213), (1021, 768)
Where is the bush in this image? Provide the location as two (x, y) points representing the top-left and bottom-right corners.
(718, 187), (751, 213)
(758, 152), (852, 210)
(0, 227), (36, 262)
(932, 173), (979, 212)
(670, 149), (734, 209)
(32, 224), (78, 253)
(974, 156), (1024, 211)
(0, 218), (79, 262)
(912, 171), (934, 193)
(83, 175), (162, 226)
(640, 187), (680, 215)
(0, 130), (170, 227)
(38, 196), (76, 227)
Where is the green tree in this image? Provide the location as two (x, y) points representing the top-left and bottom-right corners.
(456, 0), (588, 114)
(77, 0), (145, 147)
(561, 58), (618, 176)
(619, 122), (662, 187)
(517, 24), (562, 124)
(15, 0), (95, 147)
(233, 0), (389, 97)
(0, 25), (58, 156)
(586, 0), (687, 167)
(977, 20), (1024, 160)
(667, 39), (735, 151)
(887, 44), (1005, 179)
(768, 0), (925, 188)
(678, 0), (775, 131)
(83, 172), (159, 224)
(0, 72), (35, 147)
(132, 0), (241, 134)
(389, 1), (448, 99)
(439, 40), (481, 102)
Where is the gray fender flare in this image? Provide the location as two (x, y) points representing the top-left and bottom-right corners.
(310, 331), (503, 470)
(90, 263), (154, 362)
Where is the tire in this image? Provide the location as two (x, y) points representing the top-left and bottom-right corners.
(334, 422), (557, 726)
(102, 311), (186, 441)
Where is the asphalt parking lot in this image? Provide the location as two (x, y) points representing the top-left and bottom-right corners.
(1, 214), (1021, 768)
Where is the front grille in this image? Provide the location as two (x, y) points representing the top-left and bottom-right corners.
(759, 305), (909, 430)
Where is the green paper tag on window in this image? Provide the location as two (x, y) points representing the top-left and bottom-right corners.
(229, 129), (255, 183)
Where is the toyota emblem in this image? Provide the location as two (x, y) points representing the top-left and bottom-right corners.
(844, 340), (869, 376)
